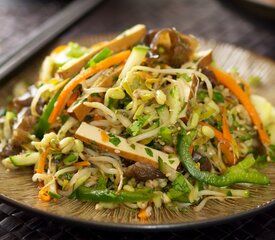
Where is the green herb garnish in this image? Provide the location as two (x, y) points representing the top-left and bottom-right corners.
(108, 133), (121, 146)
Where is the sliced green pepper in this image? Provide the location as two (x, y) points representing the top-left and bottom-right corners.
(177, 128), (270, 186)
(34, 88), (62, 139)
(75, 186), (154, 203)
(85, 48), (113, 68)
(159, 127), (172, 145)
(63, 153), (78, 166)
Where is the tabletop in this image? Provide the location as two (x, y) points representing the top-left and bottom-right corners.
(0, 0), (275, 239)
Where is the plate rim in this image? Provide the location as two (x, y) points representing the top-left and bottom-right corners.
(1, 37), (275, 231)
(0, 193), (275, 231)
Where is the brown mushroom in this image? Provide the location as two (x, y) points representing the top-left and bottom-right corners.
(147, 28), (198, 67)
(124, 162), (165, 181)
(197, 50), (213, 69)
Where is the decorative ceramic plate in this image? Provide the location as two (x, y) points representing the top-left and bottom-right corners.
(0, 35), (275, 231)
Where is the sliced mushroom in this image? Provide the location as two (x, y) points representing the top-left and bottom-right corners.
(188, 74), (200, 102)
(75, 122), (180, 170)
(201, 67), (218, 86)
(192, 151), (212, 172)
(124, 162), (165, 181)
(196, 50), (213, 69)
(58, 24), (146, 79)
(13, 86), (38, 112)
(11, 107), (36, 146)
(0, 144), (21, 159)
(148, 28), (198, 67)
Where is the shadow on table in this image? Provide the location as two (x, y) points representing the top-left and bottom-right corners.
(217, 0), (275, 28)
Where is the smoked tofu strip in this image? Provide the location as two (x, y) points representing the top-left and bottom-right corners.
(75, 122), (180, 170)
(58, 24), (146, 79)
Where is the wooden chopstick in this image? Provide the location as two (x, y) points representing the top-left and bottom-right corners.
(0, 0), (103, 83)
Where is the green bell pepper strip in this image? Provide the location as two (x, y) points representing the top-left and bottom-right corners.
(177, 129), (270, 187)
(75, 186), (154, 203)
(63, 153), (78, 166)
(85, 48), (113, 68)
(34, 88), (62, 139)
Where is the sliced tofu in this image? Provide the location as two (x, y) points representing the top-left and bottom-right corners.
(58, 24), (147, 79)
(69, 102), (91, 121)
(75, 122), (180, 170)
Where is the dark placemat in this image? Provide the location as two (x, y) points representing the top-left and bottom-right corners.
(0, 0), (275, 239)
(0, 201), (275, 240)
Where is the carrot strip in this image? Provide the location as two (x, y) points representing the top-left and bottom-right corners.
(66, 90), (80, 107)
(189, 145), (194, 155)
(100, 130), (109, 143)
(200, 122), (235, 165)
(219, 142), (235, 165)
(36, 147), (49, 174)
(73, 161), (91, 167)
(221, 106), (232, 142)
(222, 106), (240, 161)
(94, 114), (104, 121)
(38, 187), (51, 202)
(48, 50), (131, 124)
(208, 66), (270, 145)
(138, 208), (148, 223)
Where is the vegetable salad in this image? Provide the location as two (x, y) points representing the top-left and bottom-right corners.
(1, 25), (275, 221)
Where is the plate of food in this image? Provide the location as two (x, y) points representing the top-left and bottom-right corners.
(0, 24), (275, 230)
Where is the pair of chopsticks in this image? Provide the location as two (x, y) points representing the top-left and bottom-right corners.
(0, 0), (103, 83)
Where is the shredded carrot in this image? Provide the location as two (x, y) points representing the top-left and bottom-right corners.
(51, 45), (67, 54)
(221, 106), (232, 142)
(38, 187), (51, 202)
(94, 114), (104, 121)
(219, 141), (235, 165)
(200, 122), (235, 165)
(48, 50), (131, 124)
(66, 90), (80, 107)
(36, 147), (49, 174)
(189, 145), (194, 155)
(221, 106), (240, 162)
(208, 66), (270, 145)
(100, 130), (109, 142)
(138, 208), (148, 223)
(73, 161), (91, 167)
